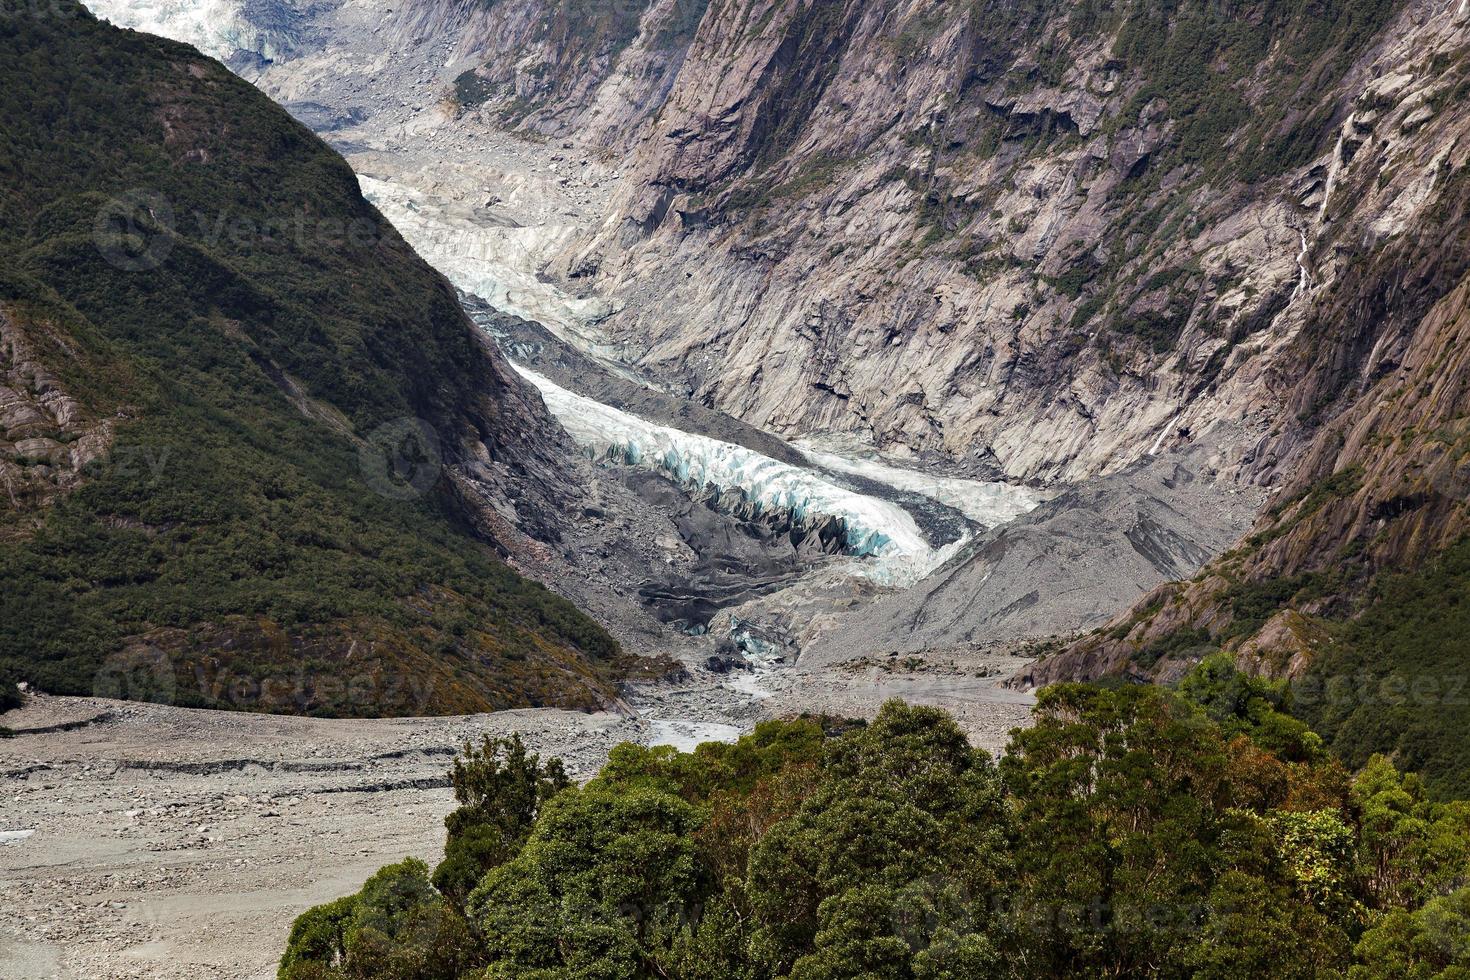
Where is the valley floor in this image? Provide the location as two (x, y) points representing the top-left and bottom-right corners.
(0, 660), (1033, 979)
(0, 694), (640, 980)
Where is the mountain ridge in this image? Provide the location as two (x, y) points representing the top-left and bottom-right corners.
(0, 0), (635, 716)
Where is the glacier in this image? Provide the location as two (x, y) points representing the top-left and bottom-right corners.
(357, 172), (1047, 588)
(83, 0), (287, 64)
(358, 175), (616, 351)
(515, 367), (1040, 587)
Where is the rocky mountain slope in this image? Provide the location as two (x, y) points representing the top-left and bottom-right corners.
(429, 0), (1470, 782)
(87, 0), (1470, 483)
(1024, 142), (1470, 683)
(0, 1), (637, 716)
(562, 0), (1465, 482)
(984, 3), (1470, 794)
(72, 0), (1470, 785)
(213, 0), (1465, 483)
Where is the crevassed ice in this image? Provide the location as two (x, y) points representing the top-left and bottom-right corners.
(83, 0), (280, 63)
(515, 366), (970, 586)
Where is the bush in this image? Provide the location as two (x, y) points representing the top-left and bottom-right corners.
(0, 663), (21, 714)
(280, 860), (480, 980)
(285, 693), (1470, 977)
(432, 733), (569, 905)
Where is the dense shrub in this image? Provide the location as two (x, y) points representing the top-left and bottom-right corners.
(1301, 537), (1470, 799)
(0, 663), (21, 713)
(284, 666), (1470, 978)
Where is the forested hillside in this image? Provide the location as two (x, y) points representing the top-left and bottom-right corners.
(0, 1), (628, 716)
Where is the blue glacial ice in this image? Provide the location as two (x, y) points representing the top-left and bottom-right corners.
(83, 0), (289, 64)
(515, 367), (1042, 587)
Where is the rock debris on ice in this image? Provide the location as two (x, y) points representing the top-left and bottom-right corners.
(516, 366), (1037, 586)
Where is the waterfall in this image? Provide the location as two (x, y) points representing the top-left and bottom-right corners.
(1293, 228), (1312, 301)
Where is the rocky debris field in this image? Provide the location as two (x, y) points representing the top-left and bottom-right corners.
(798, 428), (1271, 668)
(0, 657), (1037, 979)
(0, 695), (642, 980)
(628, 648), (1039, 759)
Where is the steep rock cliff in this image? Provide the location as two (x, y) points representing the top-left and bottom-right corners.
(89, 0), (1470, 488)
(564, 0), (1470, 485)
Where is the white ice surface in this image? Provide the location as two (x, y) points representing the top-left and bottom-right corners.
(0, 830), (36, 845)
(796, 444), (1047, 528)
(358, 175), (614, 348)
(515, 366), (977, 586)
(84, 0), (284, 63)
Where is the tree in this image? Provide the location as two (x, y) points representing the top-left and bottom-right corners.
(283, 696), (1470, 979)
(1185, 871), (1350, 979)
(748, 702), (1012, 978)
(1351, 887), (1470, 979)
(433, 733), (570, 905)
(279, 859), (478, 980)
(1177, 652), (1326, 762)
(1351, 754), (1470, 910)
(466, 786), (706, 978)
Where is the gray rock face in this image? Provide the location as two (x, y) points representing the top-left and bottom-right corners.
(0, 308), (115, 513)
(113, 0), (1469, 495)
(556, 0), (1470, 488)
(796, 430), (1268, 668)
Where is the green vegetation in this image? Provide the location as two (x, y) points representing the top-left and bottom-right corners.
(434, 734), (571, 905)
(1248, 466), (1366, 550)
(0, 3), (623, 714)
(0, 662), (21, 714)
(452, 68), (499, 111)
(1108, 0), (1402, 181)
(1130, 626), (1212, 671)
(1122, 532), (1470, 801)
(283, 665), (1470, 978)
(1300, 537), (1470, 800)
